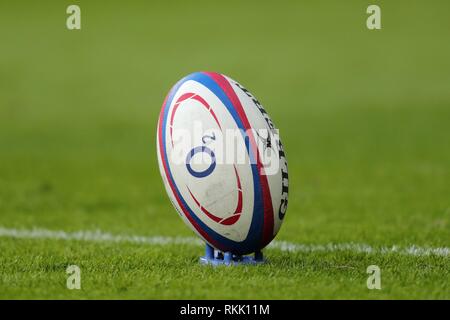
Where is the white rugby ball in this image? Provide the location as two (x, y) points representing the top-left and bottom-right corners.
(157, 72), (288, 255)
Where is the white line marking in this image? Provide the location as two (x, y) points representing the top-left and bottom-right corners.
(0, 226), (448, 257)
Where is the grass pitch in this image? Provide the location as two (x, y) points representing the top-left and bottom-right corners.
(0, 0), (449, 299)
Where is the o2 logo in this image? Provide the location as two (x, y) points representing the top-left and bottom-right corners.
(186, 146), (216, 178)
(185, 133), (216, 178)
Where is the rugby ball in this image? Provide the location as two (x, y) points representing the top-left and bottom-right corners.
(157, 72), (288, 255)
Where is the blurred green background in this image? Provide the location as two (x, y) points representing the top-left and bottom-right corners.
(0, 0), (449, 298)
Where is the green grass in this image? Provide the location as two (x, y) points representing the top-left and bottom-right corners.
(0, 0), (449, 299)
